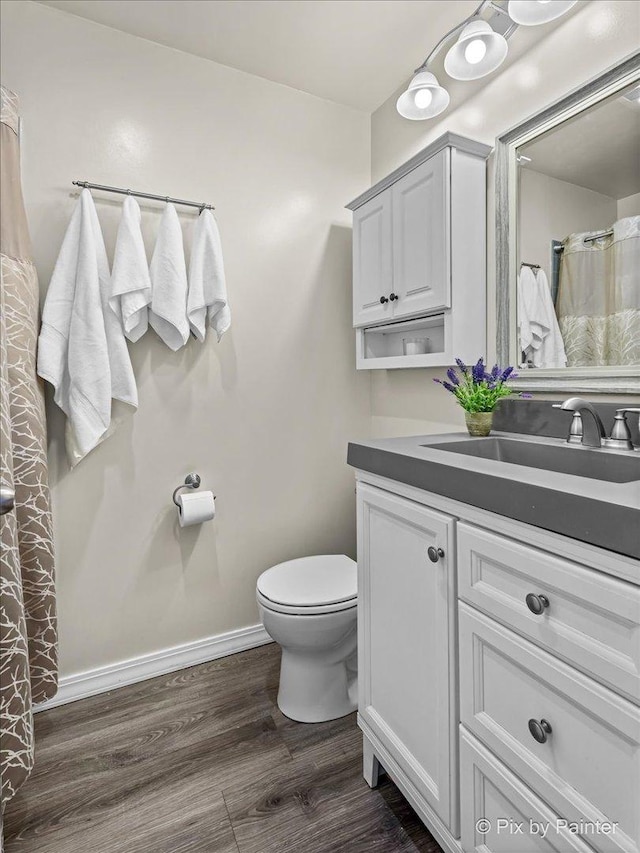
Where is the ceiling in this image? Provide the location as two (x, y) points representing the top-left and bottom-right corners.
(520, 86), (640, 199)
(37, 0), (478, 112)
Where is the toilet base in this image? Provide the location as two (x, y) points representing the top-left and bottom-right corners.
(277, 649), (357, 723)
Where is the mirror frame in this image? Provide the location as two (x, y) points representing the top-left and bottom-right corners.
(496, 52), (640, 394)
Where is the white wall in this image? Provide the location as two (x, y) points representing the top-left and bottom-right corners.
(618, 192), (640, 218)
(1, 1), (371, 678)
(518, 168), (617, 279)
(369, 1), (640, 438)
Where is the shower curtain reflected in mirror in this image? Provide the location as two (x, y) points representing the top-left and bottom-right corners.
(557, 216), (640, 367)
(0, 86), (57, 808)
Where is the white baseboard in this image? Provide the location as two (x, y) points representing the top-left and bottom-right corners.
(34, 623), (273, 712)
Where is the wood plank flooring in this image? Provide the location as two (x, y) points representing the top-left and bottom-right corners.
(3, 643), (443, 853)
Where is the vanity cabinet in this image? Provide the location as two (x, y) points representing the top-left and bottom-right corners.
(347, 133), (491, 369)
(355, 471), (640, 853)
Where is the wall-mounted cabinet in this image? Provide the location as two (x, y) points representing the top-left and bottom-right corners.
(347, 133), (491, 370)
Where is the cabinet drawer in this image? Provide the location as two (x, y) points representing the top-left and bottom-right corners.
(458, 522), (640, 702)
(460, 727), (595, 853)
(459, 603), (640, 853)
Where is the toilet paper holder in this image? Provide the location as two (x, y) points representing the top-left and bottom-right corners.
(172, 473), (213, 507)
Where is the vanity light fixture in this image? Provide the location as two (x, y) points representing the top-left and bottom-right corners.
(397, 0), (578, 121)
(396, 70), (450, 120)
(507, 1), (578, 26)
(444, 19), (508, 81)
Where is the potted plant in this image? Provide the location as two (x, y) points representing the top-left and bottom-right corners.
(434, 358), (528, 437)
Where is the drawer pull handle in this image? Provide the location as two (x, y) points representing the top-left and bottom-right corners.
(380, 296), (389, 304)
(427, 546), (445, 563)
(528, 718), (552, 744)
(525, 593), (549, 615)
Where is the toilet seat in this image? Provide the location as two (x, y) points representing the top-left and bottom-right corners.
(257, 588), (357, 616)
(257, 555), (357, 615)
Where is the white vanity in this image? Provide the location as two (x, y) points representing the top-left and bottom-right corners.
(352, 457), (640, 853)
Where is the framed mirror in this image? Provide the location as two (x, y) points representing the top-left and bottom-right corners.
(496, 52), (640, 393)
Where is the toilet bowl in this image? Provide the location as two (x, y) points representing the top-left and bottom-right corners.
(257, 554), (357, 723)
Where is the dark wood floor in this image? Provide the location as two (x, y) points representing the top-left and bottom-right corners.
(3, 643), (442, 853)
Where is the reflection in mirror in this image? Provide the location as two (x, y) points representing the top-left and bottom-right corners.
(516, 81), (640, 372)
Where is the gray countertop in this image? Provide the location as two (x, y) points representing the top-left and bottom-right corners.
(347, 431), (640, 560)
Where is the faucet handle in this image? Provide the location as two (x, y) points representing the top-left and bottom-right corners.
(552, 404), (583, 444)
(608, 408), (640, 451)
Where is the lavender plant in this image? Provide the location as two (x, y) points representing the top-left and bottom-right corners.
(434, 358), (528, 413)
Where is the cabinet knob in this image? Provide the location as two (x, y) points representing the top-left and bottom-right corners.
(525, 593), (549, 615)
(389, 292), (399, 302)
(379, 296), (389, 304)
(427, 546), (445, 563)
(528, 718), (552, 744)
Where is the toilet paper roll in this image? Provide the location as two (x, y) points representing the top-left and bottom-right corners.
(177, 490), (215, 527)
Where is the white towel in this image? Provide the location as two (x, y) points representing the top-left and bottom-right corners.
(37, 189), (137, 466)
(109, 196), (151, 342)
(187, 209), (230, 343)
(148, 203), (189, 350)
(517, 266), (540, 357)
(517, 266), (567, 368)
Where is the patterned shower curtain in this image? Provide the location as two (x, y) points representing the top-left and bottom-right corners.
(556, 216), (640, 366)
(0, 87), (57, 807)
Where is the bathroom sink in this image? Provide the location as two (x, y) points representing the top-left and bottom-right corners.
(421, 437), (640, 483)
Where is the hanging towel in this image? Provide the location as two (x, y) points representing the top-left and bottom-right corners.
(517, 266), (542, 358)
(187, 209), (230, 343)
(517, 266), (567, 369)
(110, 196), (151, 342)
(37, 189), (137, 466)
(148, 203), (189, 350)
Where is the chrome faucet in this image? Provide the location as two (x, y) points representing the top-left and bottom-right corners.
(554, 398), (639, 450)
(557, 398), (606, 447)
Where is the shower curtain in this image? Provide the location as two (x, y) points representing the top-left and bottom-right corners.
(0, 87), (57, 807)
(556, 216), (640, 367)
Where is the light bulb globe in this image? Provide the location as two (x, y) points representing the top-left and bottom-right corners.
(464, 39), (487, 65)
(396, 71), (450, 120)
(444, 19), (508, 81)
(414, 88), (433, 108)
(507, 1), (578, 26)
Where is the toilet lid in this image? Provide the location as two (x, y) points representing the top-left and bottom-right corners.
(257, 555), (357, 608)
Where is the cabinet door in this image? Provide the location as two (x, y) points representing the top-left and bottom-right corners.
(357, 482), (457, 831)
(391, 148), (450, 319)
(352, 190), (393, 327)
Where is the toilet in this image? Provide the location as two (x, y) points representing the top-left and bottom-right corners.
(257, 554), (357, 723)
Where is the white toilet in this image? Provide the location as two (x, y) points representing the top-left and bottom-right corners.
(257, 554), (357, 723)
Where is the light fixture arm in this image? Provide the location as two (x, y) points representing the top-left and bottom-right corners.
(414, 0), (513, 72)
